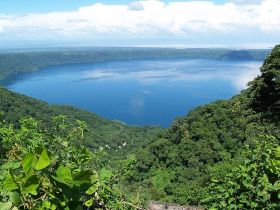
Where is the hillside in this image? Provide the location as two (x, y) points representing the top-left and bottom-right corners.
(0, 46), (279, 209)
(0, 87), (162, 159)
(121, 45), (280, 208)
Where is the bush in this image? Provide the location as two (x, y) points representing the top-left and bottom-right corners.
(205, 136), (280, 209)
(0, 117), (124, 210)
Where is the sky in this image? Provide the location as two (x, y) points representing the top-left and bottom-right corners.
(0, 0), (279, 48)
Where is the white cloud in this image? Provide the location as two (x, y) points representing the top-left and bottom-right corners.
(0, 17), (14, 32)
(128, 1), (144, 11)
(0, 0), (279, 45)
(231, 0), (263, 5)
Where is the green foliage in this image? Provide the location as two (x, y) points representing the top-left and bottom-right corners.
(0, 46), (278, 209)
(121, 45), (280, 207)
(0, 87), (162, 160)
(205, 136), (280, 209)
(122, 99), (251, 205)
(248, 44), (280, 119)
(0, 118), (125, 209)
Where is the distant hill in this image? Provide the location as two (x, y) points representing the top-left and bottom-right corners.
(0, 47), (270, 83)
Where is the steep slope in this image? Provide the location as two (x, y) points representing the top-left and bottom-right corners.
(248, 45), (280, 118)
(0, 87), (162, 159)
(123, 45), (280, 206)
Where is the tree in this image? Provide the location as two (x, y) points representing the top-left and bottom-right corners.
(248, 45), (280, 119)
(205, 136), (280, 209)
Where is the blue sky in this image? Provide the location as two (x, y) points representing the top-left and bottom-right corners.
(0, 0), (229, 13)
(0, 0), (278, 48)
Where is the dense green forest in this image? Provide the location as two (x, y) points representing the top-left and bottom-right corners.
(0, 45), (279, 209)
(0, 48), (270, 83)
(121, 45), (280, 208)
(0, 87), (162, 159)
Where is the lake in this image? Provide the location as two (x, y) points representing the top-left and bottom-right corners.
(6, 59), (262, 127)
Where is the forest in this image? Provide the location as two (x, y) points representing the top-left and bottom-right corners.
(0, 45), (279, 209)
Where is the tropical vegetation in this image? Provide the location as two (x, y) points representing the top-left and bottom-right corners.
(0, 45), (279, 209)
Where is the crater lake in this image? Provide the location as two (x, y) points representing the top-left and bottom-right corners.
(5, 58), (261, 127)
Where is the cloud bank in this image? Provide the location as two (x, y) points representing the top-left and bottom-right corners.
(0, 0), (279, 47)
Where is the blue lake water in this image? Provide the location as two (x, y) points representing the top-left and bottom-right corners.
(6, 59), (262, 127)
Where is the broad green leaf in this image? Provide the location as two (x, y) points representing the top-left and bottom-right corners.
(9, 192), (21, 205)
(86, 184), (99, 195)
(35, 148), (51, 170)
(73, 170), (97, 186)
(3, 173), (18, 191)
(22, 153), (36, 176)
(0, 201), (13, 210)
(21, 175), (40, 195)
(85, 171), (99, 195)
(53, 166), (73, 187)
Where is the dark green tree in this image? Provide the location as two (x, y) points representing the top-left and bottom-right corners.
(248, 45), (280, 118)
